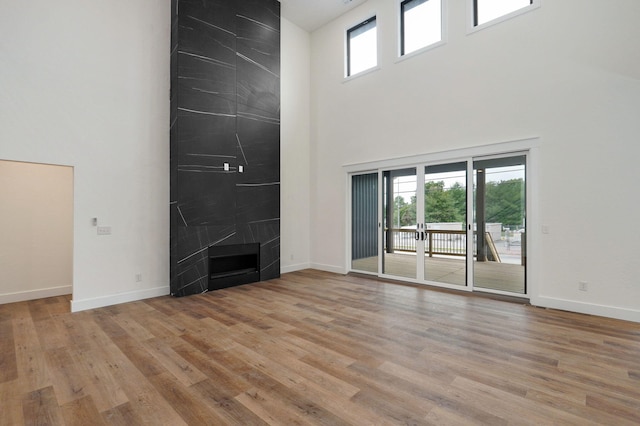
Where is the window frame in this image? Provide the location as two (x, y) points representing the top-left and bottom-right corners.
(398, 0), (445, 59)
(468, 0), (540, 34)
(345, 15), (378, 78)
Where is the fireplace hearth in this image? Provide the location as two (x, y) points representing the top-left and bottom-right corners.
(208, 243), (260, 290)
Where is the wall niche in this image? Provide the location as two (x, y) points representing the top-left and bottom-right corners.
(170, 0), (280, 296)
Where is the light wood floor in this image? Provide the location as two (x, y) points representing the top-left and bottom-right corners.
(2, 270), (639, 425)
(353, 253), (525, 294)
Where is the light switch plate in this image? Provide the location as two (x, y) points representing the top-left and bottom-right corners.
(97, 226), (112, 235)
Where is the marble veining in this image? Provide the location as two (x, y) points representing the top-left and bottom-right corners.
(185, 15), (236, 36)
(236, 133), (249, 165)
(178, 50), (235, 69)
(177, 107), (236, 117)
(176, 205), (188, 226)
(236, 14), (279, 33)
(236, 182), (279, 187)
(236, 52), (279, 78)
(176, 165), (230, 172)
(170, 0), (280, 297)
(177, 246), (209, 264)
(237, 111), (280, 124)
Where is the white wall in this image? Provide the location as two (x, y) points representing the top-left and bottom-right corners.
(0, 160), (73, 302)
(309, 0), (640, 321)
(2, 0), (636, 321)
(0, 3), (312, 311)
(0, 0), (170, 311)
(281, 18), (312, 273)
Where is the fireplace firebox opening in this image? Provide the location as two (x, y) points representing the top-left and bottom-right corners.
(208, 243), (260, 290)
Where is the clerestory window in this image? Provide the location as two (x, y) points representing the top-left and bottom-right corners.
(400, 0), (443, 56)
(346, 16), (377, 77)
(473, 0), (539, 28)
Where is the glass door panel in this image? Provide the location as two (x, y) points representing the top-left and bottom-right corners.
(382, 168), (417, 279)
(473, 155), (526, 294)
(424, 162), (468, 286)
(351, 173), (379, 273)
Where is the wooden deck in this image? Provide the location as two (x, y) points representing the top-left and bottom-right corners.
(1, 269), (639, 424)
(352, 253), (525, 294)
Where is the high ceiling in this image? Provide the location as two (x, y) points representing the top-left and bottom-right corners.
(279, 0), (368, 32)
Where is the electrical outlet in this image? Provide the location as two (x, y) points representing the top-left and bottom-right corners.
(97, 226), (112, 235)
(135, 273), (142, 282)
(579, 281), (588, 291)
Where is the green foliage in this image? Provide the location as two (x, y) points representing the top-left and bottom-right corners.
(448, 182), (466, 223)
(391, 178), (524, 227)
(393, 195), (416, 227)
(424, 181), (462, 223)
(484, 178), (525, 226)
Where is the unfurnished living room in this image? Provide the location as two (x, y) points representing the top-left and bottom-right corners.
(1, 0), (639, 424)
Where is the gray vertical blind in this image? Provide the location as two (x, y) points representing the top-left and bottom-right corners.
(352, 173), (378, 260)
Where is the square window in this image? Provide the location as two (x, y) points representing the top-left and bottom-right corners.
(474, 0), (534, 27)
(347, 17), (377, 77)
(401, 0), (442, 56)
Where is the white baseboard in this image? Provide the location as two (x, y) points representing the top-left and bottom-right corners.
(532, 295), (640, 323)
(71, 286), (169, 313)
(309, 262), (347, 275)
(281, 262), (312, 274)
(0, 285), (72, 305)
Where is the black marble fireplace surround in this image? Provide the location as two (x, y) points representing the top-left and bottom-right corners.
(170, 0), (281, 296)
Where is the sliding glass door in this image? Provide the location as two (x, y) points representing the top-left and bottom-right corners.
(350, 151), (528, 297)
(423, 162), (468, 286)
(473, 155), (526, 294)
(382, 167), (418, 279)
(378, 162), (468, 286)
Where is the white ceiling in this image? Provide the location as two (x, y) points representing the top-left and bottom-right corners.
(279, 0), (369, 32)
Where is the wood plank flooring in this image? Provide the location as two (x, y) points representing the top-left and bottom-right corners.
(1, 269), (639, 425)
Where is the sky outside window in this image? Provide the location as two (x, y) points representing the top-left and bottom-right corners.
(348, 18), (377, 76)
(402, 0), (442, 55)
(476, 0), (532, 26)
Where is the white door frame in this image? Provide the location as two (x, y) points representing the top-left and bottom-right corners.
(345, 138), (539, 299)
